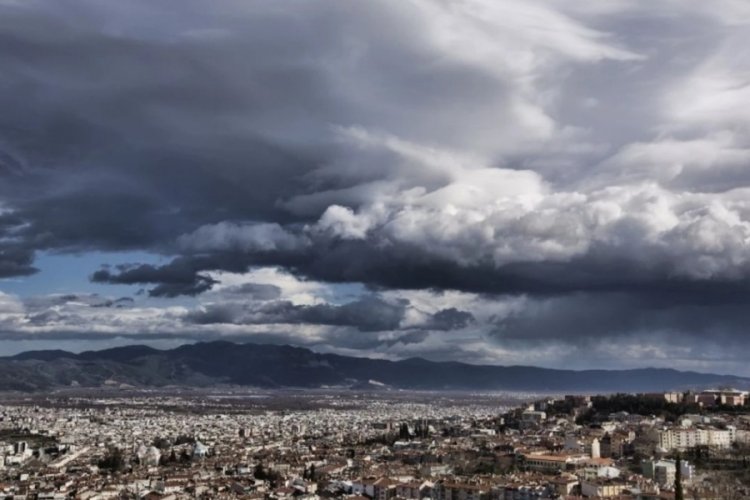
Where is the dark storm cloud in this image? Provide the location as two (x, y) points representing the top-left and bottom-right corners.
(25, 310), (67, 326)
(420, 308), (475, 331)
(291, 297), (404, 332)
(0, 0), (331, 261)
(221, 283), (282, 301)
(186, 295), (474, 333)
(384, 331), (429, 347)
(93, 297), (136, 308)
(91, 258), (236, 297)
(492, 292), (750, 344)
(88, 232), (750, 300)
(188, 296), (406, 332)
(486, 291), (750, 374)
(0, 211), (37, 278)
(0, 0), (633, 270)
(0, 245), (36, 278)
(1, 0), (750, 370)
(23, 293), (134, 309)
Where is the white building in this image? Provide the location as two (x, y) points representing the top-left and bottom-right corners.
(656, 427), (735, 451)
(643, 459), (694, 487)
(580, 479), (627, 498)
(590, 438), (600, 459)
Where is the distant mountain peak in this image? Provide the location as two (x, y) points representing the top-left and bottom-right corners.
(2, 340), (747, 393)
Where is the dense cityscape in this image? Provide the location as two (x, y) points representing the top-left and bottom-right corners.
(0, 388), (749, 499)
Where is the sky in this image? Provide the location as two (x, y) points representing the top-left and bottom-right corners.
(1, 0), (750, 374)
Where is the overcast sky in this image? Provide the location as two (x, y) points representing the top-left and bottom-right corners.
(1, 0), (750, 374)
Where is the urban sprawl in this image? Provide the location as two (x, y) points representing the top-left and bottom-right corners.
(0, 388), (749, 499)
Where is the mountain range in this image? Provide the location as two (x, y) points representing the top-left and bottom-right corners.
(0, 341), (746, 393)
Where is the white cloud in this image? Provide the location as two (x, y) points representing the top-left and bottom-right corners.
(207, 267), (331, 306)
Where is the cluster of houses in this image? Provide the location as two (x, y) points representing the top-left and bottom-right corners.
(0, 389), (747, 498)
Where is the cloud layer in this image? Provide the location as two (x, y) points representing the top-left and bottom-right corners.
(1, 0), (750, 372)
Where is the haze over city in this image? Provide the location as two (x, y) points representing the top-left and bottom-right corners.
(1, 0), (750, 376)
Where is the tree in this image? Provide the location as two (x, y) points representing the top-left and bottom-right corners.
(254, 463), (267, 480)
(151, 437), (171, 449)
(174, 435), (195, 446)
(675, 454), (684, 500)
(399, 423), (411, 440)
(254, 463), (281, 486)
(97, 447), (124, 472)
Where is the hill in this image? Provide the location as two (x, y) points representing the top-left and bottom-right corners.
(1, 341), (747, 392)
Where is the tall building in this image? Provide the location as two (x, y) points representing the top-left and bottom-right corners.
(590, 438), (600, 459)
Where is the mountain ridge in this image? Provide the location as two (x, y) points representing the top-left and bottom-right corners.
(1, 341), (747, 393)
